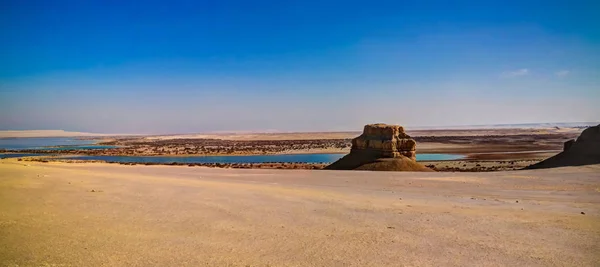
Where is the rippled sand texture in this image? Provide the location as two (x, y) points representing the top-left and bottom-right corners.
(1, 159), (599, 266)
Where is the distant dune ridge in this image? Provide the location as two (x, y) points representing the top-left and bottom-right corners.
(1, 122), (592, 139)
(525, 124), (600, 169)
(325, 123), (433, 171)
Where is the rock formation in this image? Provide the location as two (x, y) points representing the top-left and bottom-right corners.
(325, 123), (432, 171)
(525, 124), (600, 169)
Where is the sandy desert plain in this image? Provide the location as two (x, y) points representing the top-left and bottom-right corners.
(1, 126), (599, 266)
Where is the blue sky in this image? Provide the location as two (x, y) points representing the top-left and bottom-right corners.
(1, 0), (599, 133)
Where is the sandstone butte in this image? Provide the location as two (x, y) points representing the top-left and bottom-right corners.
(526, 124), (600, 169)
(325, 123), (433, 171)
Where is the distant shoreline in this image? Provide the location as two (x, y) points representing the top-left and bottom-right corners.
(10, 157), (542, 172)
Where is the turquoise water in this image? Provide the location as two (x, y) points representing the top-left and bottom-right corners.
(60, 153), (463, 164)
(0, 137), (114, 150)
(0, 153), (43, 159)
(0, 137), (463, 163)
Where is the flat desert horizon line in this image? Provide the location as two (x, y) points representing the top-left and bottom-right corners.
(0, 121), (597, 138)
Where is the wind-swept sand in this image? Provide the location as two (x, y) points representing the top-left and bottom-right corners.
(1, 160), (599, 266)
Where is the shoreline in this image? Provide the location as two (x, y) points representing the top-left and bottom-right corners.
(0, 148), (560, 158)
(14, 156), (542, 172)
(2, 147), (563, 172)
(0, 149), (350, 157)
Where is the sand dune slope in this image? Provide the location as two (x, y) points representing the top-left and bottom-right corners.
(1, 160), (599, 266)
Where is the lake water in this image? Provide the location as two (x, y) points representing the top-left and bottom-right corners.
(59, 153), (463, 164)
(0, 153), (44, 159)
(0, 137), (114, 150)
(0, 138), (463, 163)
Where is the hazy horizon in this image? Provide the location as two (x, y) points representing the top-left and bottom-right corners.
(0, 121), (597, 136)
(2, 1), (599, 133)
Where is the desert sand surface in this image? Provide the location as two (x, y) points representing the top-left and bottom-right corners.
(0, 127), (585, 140)
(144, 131), (361, 141)
(1, 159), (599, 266)
(141, 127), (584, 141)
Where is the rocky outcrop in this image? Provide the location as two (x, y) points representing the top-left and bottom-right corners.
(351, 124), (417, 160)
(525, 124), (600, 169)
(325, 124), (432, 171)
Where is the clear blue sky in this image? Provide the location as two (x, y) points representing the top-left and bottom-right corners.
(1, 0), (598, 133)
